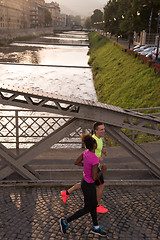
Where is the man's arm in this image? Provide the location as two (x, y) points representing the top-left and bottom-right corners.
(99, 149), (108, 163)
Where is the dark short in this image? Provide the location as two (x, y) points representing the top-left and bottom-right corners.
(95, 168), (104, 186)
(81, 178), (97, 210)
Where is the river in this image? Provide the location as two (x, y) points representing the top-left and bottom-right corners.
(0, 31), (97, 103)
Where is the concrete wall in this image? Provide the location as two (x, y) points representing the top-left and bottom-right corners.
(0, 26), (72, 40)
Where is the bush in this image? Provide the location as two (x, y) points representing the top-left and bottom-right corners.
(138, 55), (150, 64)
(125, 49), (160, 76)
(126, 49), (137, 57)
(153, 63), (160, 75)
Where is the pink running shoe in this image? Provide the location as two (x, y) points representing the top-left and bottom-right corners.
(61, 191), (69, 203)
(96, 205), (108, 213)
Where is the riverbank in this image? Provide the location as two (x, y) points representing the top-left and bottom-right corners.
(88, 32), (160, 109)
(0, 27), (54, 46)
(0, 27), (74, 46)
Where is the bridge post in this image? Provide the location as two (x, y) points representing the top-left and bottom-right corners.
(15, 110), (20, 156)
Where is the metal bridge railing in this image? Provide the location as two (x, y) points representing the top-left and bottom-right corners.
(0, 108), (160, 152)
(0, 109), (88, 152)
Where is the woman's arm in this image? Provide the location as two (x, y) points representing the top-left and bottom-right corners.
(92, 164), (99, 181)
(92, 163), (107, 181)
(74, 154), (83, 167)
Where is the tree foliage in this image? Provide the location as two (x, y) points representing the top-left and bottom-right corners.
(104, 0), (160, 36)
(84, 17), (91, 29)
(91, 9), (103, 27)
(74, 15), (82, 25)
(44, 9), (52, 26)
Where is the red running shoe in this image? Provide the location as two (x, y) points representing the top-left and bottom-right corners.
(61, 191), (69, 203)
(96, 205), (108, 213)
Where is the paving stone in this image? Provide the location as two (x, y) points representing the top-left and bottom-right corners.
(0, 185), (160, 239)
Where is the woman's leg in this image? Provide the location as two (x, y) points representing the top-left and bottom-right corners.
(90, 208), (98, 226)
(66, 179), (90, 223)
(67, 179), (98, 225)
(67, 207), (89, 223)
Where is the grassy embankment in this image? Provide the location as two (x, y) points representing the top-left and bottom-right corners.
(88, 32), (160, 109)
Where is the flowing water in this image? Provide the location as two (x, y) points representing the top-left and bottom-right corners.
(0, 31), (97, 102)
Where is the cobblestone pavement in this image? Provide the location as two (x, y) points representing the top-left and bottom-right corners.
(0, 185), (160, 240)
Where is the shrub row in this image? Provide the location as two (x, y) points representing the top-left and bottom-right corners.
(111, 40), (160, 76)
(125, 49), (160, 76)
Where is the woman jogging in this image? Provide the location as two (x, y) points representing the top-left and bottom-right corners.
(60, 134), (107, 237)
(61, 122), (108, 213)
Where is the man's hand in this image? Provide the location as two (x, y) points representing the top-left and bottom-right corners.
(102, 150), (108, 156)
(101, 163), (107, 172)
(99, 157), (103, 163)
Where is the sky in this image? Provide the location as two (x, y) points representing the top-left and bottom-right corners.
(45, 0), (108, 17)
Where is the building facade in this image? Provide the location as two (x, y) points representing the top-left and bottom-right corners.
(0, 0), (31, 30)
(0, 0), (60, 31)
(45, 1), (60, 27)
(30, 0), (46, 28)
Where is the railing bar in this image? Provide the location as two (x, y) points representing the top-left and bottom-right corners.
(0, 142), (82, 144)
(2, 108), (160, 113)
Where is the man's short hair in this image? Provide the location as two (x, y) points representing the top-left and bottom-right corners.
(93, 122), (104, 131)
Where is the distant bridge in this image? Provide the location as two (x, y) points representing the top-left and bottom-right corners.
(0, 83), (160, 181)
(72, 25), (83, 31)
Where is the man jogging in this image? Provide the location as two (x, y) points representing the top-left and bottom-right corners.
(92, 122), (107, 213)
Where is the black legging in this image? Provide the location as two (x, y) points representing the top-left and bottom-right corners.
(67, 178), (98, 226)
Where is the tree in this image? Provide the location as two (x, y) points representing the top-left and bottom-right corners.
(84, 17), (91, 29)
(103, 0), (160, 37)
(104, 0), (131, 35)
(104, 0), (120, 35)
(74, 15), (81, 25)
(91, 9), (103, 28)
(44, 9), (52, 27)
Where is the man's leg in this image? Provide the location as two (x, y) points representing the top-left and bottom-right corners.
(96, 183), (104, 206)
(61, 182), (81, 203)
(68, 182), (81, 194)
(96, 183), (108, 213)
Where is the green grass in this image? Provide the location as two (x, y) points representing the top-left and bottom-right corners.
(88, 32), (160, 109)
